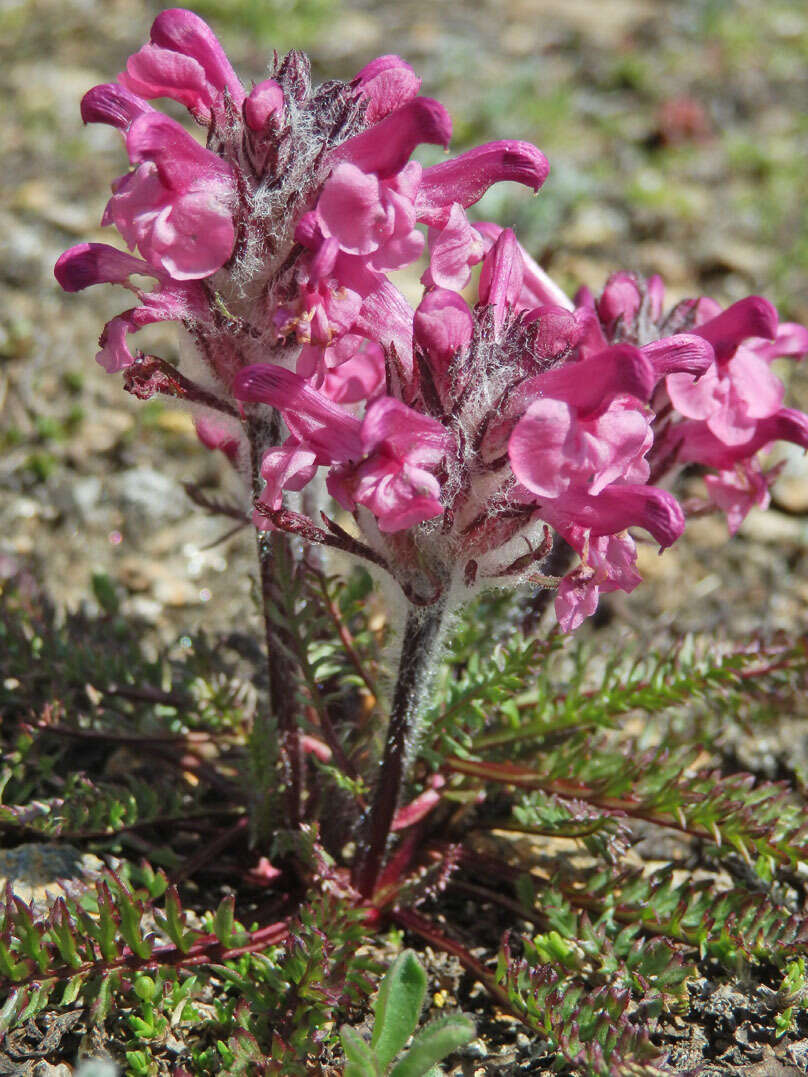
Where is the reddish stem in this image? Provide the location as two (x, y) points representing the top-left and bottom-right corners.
(392, 906), (515, 1015)
(248, 414), (304, 832)
(354, 602), (446, 897)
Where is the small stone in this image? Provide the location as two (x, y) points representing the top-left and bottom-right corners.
(770, 441), (808, 513)
(116, 467), (189, 526)
(0, 844), (104, 913)
(34, 1064), (73, 1077)
(740, 508), (807, 546)
(76, 1062), (119, 1077)
(465, 1038), (489, 1059)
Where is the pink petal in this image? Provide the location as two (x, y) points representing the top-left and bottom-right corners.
(727, 349), (784, 419)
(558, 485), (685, 548)
(354, 281), (415, 375)
(316, 163), (387, 255)
(678, 408), (808, 468)
(352, 55), (421, 124)
(95, 290), (183, 373)
(530, 345), (656, 415)
(244, 79), (284, 130)
(120, 45), (213, 119)
(414, 288), (474, 370)
(415, 141), (549, 227)
(695, 296), (778, 363)
(332, 97), (451, 179)
(150, 188), (235, 280)
(426, 203), (484, 290)
(360, 396), (452, 461)
(370, 228), (425, 272)
(350, 465), (445, 532)
(126, 112), (231, 187)
(123, 7), (244, 118)
(752, 321), (808, 362)
(54, 243), (159, 291)
(666, 364), (722, 421)
(641, 334), (713, 379)
(259, 442), (319, 507)
(233, 365), (363, 460)
(509, 397), (576, 498)
(704, 466), (770, 535)
(596, 272), (642, 331)
(478, 228), (524, 328)
(150, 9), (242, 98)
(80, 83), (153, 129)
(323, 347), (385, 403)
(555, 572), (600, 632)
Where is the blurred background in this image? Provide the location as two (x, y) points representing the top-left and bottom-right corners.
(2, 0), (808, 643)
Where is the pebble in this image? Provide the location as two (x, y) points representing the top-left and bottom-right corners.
(33, 1064), (73, 1077)
(0, 843), (104, 914)
(116, 467), (189, 526)
(770, 441), (808, 513)
(740, 508), (807, 546)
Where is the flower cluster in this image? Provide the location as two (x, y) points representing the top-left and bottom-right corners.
(56, 8), (808, 630)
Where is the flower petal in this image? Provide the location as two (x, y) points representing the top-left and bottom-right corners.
(415, 141), (549, 226)
(695, 296), (778, 363)
(332, 97), (451, 179)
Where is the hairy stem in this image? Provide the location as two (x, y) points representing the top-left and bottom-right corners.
(355, 600), (447, 898)
(247, 413), (304, 834)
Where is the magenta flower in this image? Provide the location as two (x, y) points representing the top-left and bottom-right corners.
(575, 271), (808, 533)
(54, 242), (208, 371)
(118, 7), (245, 121)
(102, 113), (237, 280)
(235, 366), (453, 533)
(55, 8), (808, 631)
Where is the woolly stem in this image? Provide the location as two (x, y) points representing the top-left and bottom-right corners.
(247, 414), (304, 834)
(355, 598), (448, 898)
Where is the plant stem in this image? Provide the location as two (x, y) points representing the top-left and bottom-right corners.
(247, 414), (303, 833)
(355, 599), (447, 898)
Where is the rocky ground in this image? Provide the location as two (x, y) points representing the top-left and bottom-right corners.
(2, 0), (808, 1073)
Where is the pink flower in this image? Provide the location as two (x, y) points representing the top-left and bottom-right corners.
(573, 271), (808, 534)
(665, 297), (783, 445)
(243, 79), (284, 131)
(297, 335), (385, 404)
(510, 396), (652, 499)
(703, 461), (778, 536)
(414, 142), (550, 227)
(352, 55), (421, 125)
(234, 367), (453, 533)
(328, 397), (453, 531)
(422, 204), (485, 290)
(555, 532), (642, 632)
(315, 161), (424, 271)
(118, 7), (245, 122)
(54, 242), (208, 371)
(103, 113), (236, 280)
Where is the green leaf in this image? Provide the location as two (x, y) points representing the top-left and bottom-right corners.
(371, 950), (427, 1070)
(390, 1015), (476, 1077)
(213, 894), (235, 947)
(340, 1024), (379, 1077)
